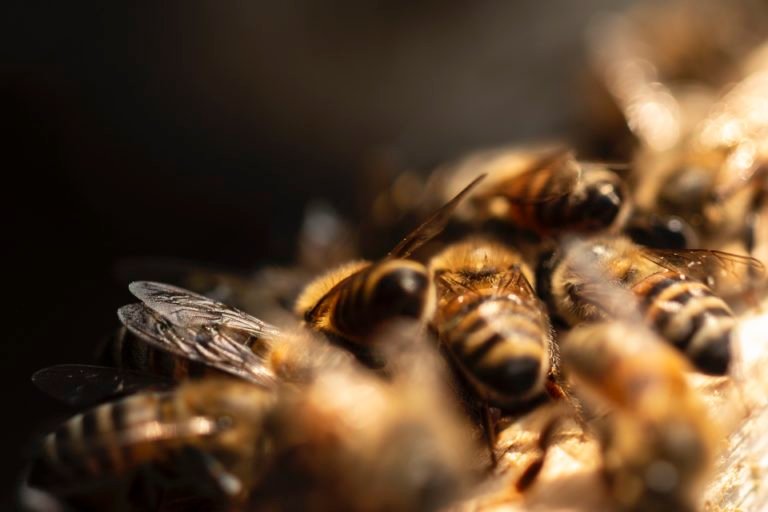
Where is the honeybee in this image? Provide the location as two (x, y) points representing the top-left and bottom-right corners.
(561, 321), (718, 512)
(436, 147), (629, 238)
(588, 2), (768, 251)
(429, 238), (554, 412)
(539, 235), (765, 374)
(294, 174), (485, 349)
(29, 283), (475, 511)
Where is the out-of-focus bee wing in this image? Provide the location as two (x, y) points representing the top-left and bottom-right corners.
(486, 148), (578, 204)
(128, 281), (281, 339)
(641, 248), (766, 293)
(31, 364), (173, 407)
(118, 303), (278, 389)
(388, 173), (486, 258)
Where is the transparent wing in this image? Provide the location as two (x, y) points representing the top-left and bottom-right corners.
(641, 248), (765, 293)
(494, 267), (544, 309)
(118, 302), (278, 389)
(433, 271), (480, 301)
(31, 364), (173, 407)
(388, 173), (486, 258)
(128, 281), (281, 339)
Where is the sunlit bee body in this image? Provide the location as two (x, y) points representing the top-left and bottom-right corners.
(440, 147), (628, 237)
(544, 236), (764, 374)
(295, 259), (429, 344)
(430, 239), (552, 409)
(295, 175), (485, 346)
(562, 322), (717, 512)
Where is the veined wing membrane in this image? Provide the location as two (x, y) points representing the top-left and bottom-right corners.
(128, 281), (281, 339)
(118, 303), (278, 389)
(641, 248), (765, 294)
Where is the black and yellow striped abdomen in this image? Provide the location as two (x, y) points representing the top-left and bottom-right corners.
(633, 271), (734, 374)
(30, 391), (188, 488)
(437, 295), (550, 409)
(314, 259), (430, 343)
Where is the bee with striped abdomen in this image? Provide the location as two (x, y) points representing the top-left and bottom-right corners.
(32, 280), (357, 408)
(540, 235), (764, 374)
(438, 147), (629, 238)
(562, 321), (718, 512)
(428, 237), (558, 466)
(294, 174), (485, 350)
(430, 238), (554, 411)
(29, 283), (475, 512)
(29, 378), (276, 511)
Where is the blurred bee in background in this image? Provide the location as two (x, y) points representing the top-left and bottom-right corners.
(293, 174), (485, 359)
(435, 147), (629, 241)
(28, 283), (476, 512)
(587, 0), (768, 256)
(538, 235), (765, 374)
(428, 238), (557, 463)
(561, 320), (718, 512)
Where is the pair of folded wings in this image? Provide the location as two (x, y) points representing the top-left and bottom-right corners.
(34, 282), (284, 406)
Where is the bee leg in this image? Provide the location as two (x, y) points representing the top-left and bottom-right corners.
(545, 373), (588, 432)
(515, 415), (560, 492)
(481, 403), (499, 468)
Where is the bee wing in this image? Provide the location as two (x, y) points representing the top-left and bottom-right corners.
(493, 267), (545, 310)
(118, 303), (278, 389)
(641, 248), (766, 293)
(433, 271), (480, 300)
(128, 281), (282, 339)
(484, 148), (579, 204)
(495, 266), (532, 296)
(388, 173), (486, 258)
(31, 364), (174, 407)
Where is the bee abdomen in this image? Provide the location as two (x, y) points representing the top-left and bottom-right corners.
(634, 272), (734, 374)
(446, 298), (547, 401)
(332, 260), (429, 341)
(31, 392), (182, 488)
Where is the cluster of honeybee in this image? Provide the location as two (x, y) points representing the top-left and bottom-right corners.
(24, 2), (768, 512)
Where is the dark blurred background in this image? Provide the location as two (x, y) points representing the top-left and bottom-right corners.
(2, 1), (633, 507)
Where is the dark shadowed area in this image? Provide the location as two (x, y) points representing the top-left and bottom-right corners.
(2, 1), (633, 507)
